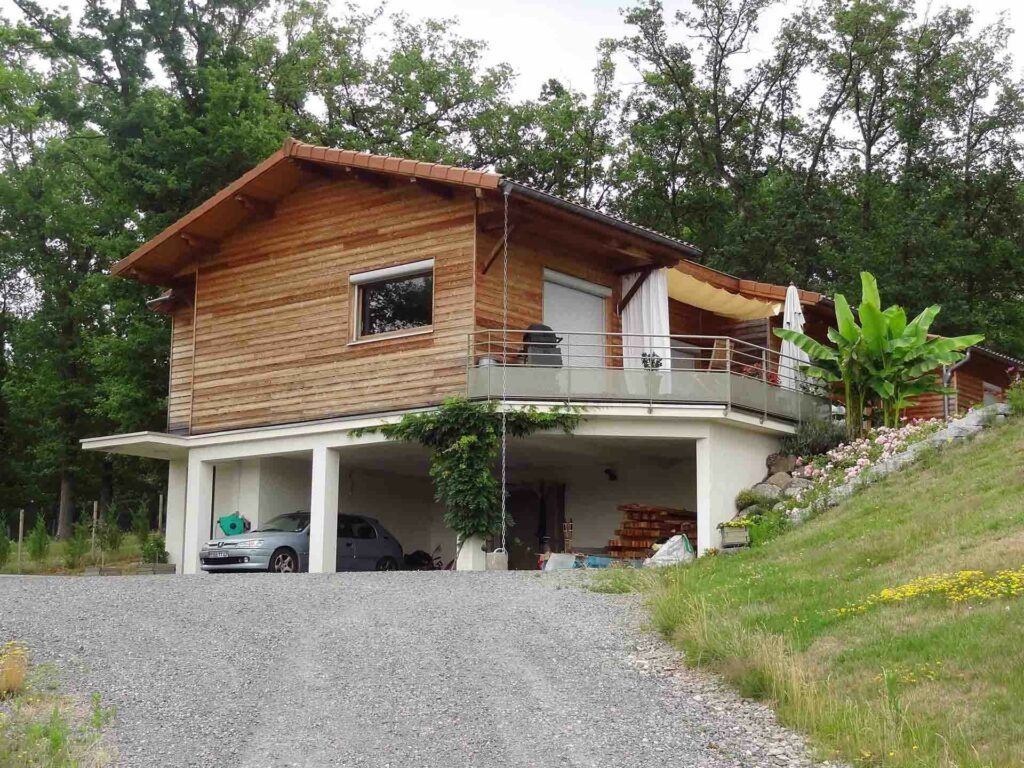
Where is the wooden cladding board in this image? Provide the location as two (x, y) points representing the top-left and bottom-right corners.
(167, 304), (195, 433)
(178, 177), (476, 433)
(474, 225), (623, 365)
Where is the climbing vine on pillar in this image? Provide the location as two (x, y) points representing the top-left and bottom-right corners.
(352, 398), (581, 542)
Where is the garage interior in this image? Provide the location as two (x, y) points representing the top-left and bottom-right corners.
(206, 434), (698, 570)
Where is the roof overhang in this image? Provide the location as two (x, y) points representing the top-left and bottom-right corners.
(81, 432), (189, 460)
(112, 138), (503, 286)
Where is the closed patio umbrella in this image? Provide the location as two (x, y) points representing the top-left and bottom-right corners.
(779, 284), (808, 391)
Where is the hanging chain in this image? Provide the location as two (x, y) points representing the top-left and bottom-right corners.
(499, 184), (510, 554)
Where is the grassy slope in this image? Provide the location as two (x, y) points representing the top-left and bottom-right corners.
(619, 421), (1024, 767)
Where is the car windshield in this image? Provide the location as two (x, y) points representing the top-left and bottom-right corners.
(256, 512), (309, 532)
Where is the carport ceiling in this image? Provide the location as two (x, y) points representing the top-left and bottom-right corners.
(336, 435), (695, 478)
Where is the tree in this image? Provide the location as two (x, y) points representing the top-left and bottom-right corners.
(776, 272), (982, 436)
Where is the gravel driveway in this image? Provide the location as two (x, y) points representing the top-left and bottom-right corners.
(0, 572), (830, 767)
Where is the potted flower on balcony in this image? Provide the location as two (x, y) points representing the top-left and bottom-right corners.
(718, 517), (753, 548)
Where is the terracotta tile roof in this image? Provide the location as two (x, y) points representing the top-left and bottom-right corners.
(110, 137), (819, 312)
(285, 138), (500, 189)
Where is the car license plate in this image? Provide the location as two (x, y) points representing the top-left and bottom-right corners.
(208, 550), (228, 559)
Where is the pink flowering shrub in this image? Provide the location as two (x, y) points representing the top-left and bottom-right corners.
(788, 419), (944, 513)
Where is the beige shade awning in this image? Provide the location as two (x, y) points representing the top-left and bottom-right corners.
(666, 269), (781, 320)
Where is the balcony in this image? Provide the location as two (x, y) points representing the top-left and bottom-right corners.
(466, 330), (829, 423)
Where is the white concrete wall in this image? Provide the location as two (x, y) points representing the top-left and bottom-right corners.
(562, 460), (697, 550)
(697, 422), (780, 552)
(210, 456), (311, 538)
(257, 457), (312, 525)
(211, 462), (241, 539)
(338, 468), (453, 564)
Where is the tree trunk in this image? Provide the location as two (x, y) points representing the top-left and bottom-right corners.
(56, 470), (76, 539)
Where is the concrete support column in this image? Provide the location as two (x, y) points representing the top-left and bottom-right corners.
(182, 455), (214, 574)
(309, 446), (340, 573)
(695, 437), (714, 554)
(456, 535), (487, 571)
(165, 459), (188, 572)
(696, 424), (782, 555)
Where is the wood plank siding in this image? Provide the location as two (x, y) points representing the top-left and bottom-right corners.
(167, 302), (195, 433)
(175, 176), (476, 433)
(474, 225), (623, 365)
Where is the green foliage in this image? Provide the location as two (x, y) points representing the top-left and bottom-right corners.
(141, 533), (169, 565)
(746, 507), (791, 547)
(781, 418), (847, 458)
(1006, 370), (1024, 417)
(25, 517), (50, 563)
(776, 272), (981, 437)
(62, 522), (90, 570)
(97, 507), (123, 555)
(0, 515), (10, 569)
(354, 397), (581, 542)
(1, 0), (1021, 533)
(735, 489), (777, 512)
(130, 504), (150, 549)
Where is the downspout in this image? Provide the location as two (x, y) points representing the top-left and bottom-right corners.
(943, 348), (972, 419)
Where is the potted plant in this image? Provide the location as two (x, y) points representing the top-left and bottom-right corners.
(718, 518), (753, 548)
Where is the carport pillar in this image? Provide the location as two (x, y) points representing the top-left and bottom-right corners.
(308, 446), (340, 573)
(182, 456), (214, 575)
(695, 437), (716, 555)
(165, 458), (188, 572)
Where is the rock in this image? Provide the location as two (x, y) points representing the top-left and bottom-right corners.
(781, 477), (813, 497)
(749, 482), (782, 500)
(765, 472), (794, 490)
(766, 452), (798, 476)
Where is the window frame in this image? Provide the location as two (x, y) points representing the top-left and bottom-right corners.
(349, 258), (435, 343)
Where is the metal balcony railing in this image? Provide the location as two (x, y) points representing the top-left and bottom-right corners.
(465, 330), (830, 423)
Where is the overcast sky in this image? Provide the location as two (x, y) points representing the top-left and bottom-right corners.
(377, 0), (1021, 100)
(1, 0), (1020, 101)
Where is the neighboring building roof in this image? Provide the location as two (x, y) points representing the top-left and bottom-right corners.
(971, 345), (1024, 369)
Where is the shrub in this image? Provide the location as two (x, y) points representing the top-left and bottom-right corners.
(0, 515), (10, 569)
(98, 507), (123, 554)
(130, 503), (150, 549)
(781, 417), (847, 458)
(141, 533), (169, 564)
(0, 641), (29, 697)
(26, 517), (50, 563)
(735, 489), (777, 512)
(1006, 368), (1024, 416)
(63, 522), (91, 569)
(747, 507), (791, 546)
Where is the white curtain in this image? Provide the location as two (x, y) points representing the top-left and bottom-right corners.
(621, 269), (671, 371)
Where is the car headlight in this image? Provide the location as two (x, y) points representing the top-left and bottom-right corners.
(234, 539), (265, 549)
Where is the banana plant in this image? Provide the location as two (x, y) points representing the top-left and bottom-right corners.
(776, 272), (982, 437)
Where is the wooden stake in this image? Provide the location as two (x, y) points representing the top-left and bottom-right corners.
(91, 500), (99, 559)
(158, 493), (164, 532)
(17, 509), (24, 573)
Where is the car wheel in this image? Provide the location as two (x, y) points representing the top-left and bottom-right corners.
(375, 556), (399, 572)
(269, 548), (298, 573)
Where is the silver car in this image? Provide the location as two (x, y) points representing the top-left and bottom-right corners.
(200, 512), (404, 573)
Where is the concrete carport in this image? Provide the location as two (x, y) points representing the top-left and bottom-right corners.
(82, 403), (788, 573)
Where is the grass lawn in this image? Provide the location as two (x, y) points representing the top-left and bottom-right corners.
(594, 419), (1024, 767)
(0, 538), (145, 576)
(0, 647), (116, 767)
